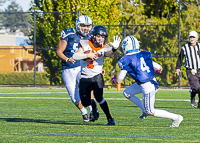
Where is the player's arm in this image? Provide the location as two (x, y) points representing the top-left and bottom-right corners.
(56, 29), (76, 64)
(72, 47), (97, 60)
(175, 49), (184, 76)
(56, 39), (68, 61)
(153, 61), (162, 73)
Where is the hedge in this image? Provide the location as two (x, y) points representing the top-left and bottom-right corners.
(0, 72), (50, 85)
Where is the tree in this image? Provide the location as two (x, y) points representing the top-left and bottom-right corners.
(0, 0), (7, 6)
(30, 0), (121, 85)
(3, 1), (30, 36)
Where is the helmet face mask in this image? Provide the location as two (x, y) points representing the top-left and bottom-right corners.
(76, 15), (92, 36)
(90, 25), (108, 47)
(122, 36), (140, 54)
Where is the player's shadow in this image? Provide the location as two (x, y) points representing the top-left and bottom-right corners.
(0, 118), (102, 126)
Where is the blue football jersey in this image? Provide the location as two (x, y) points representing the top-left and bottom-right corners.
(60, 28), (90, 70)
(118, 51), (156, 85)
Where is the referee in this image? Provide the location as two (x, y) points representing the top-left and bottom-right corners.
(175, 30), (200, 108)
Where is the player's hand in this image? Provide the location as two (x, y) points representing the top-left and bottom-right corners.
(110, 36), (121, 49)
(154, 67), (162, 74)
(68, 57), (75, 64)
(175, 69), (181, 76)
(111, 74), (117, 84)
(86, 51), (97, 60)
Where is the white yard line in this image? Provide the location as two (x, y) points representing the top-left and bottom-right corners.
(0, 96), (191, 102)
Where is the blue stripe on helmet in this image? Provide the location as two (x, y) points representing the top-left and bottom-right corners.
(126, 36), (139, 53)
(129, 36), (135, 50)
(84, 15), (88, 24)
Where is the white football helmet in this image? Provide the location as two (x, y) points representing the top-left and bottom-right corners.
(76, 15), (92, 36)
(121, 36), (140, 54)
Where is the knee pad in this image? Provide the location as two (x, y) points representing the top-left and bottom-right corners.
(123, 91), (134, 99)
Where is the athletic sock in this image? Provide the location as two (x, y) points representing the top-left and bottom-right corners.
(88, 105), (92, 114)
(154, 109), (178, 120)
(99, 101), (112, 120)
(91, 99), (97, 111)
(129, 96), (145, 113)
(80, 107), (88, 115)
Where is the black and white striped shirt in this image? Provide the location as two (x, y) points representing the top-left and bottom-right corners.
(176, 42), (200, 70)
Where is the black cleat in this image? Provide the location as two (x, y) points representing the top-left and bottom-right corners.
(107, 118), (115, 126)
(82, 114), (89, 122)
(190, 97), (196, 108)
(89, 113), (95, 122)
(89, 109), (99, 122)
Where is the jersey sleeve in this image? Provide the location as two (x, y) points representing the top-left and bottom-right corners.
(60, 28), (76, 42)
(104, 44), (112, 51)
(118, 57), (125, 70)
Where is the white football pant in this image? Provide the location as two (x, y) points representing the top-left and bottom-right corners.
(123, 81), (157, 115)
(62, 66), (81, 105)
(124, 80), (179, 120)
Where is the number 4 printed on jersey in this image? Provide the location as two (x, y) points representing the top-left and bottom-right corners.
(140, 57), (150, 73)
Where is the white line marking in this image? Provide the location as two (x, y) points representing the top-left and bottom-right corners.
(0, 96), (191, 102)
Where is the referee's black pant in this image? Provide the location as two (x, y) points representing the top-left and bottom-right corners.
(187, 69), (200, 93)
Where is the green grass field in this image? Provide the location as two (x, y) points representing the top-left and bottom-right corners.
(0, 88), (199, 143)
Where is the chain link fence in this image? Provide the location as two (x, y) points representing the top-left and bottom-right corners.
(0, 11), (183, 87)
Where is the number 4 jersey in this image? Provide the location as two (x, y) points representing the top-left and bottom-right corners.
(60, 28), (90, 70)
(118, 51), (155, 85)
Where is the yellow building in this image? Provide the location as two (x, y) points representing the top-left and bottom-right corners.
(0, 46), (43, 73)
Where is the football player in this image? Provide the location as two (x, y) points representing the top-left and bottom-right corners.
(73, 25), (121, 125)
(56, 15), (94, 122)
(112, 36), (183, 127)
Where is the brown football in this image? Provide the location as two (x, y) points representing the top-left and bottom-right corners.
(83, 50), (98, 61)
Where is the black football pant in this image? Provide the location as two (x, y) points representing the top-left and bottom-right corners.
(79, 73), (104, 107)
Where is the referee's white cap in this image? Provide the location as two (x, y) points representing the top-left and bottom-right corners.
(189, 30), (198, 38)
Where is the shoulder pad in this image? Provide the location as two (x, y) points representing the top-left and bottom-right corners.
(60, 28), (76, 39)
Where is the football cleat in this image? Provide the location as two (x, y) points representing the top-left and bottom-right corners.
(139, 112), (148, 119)
(89, 113), (95, 122)
(190, 97), (196, 108)
(170, 115), (183, 127)
(107, 118), (115, 126)
(82, 114), (89, 122)
(89, 109), (99, 122)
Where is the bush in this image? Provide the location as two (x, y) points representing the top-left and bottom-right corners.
(0, 72), (50, 85)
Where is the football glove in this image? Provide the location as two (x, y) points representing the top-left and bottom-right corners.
(110, 36), (121, 49)
(111, 74), (117, 84)
(154, 68), (162, 74)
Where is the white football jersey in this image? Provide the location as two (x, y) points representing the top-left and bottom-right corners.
(79, 40), (112, 78)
